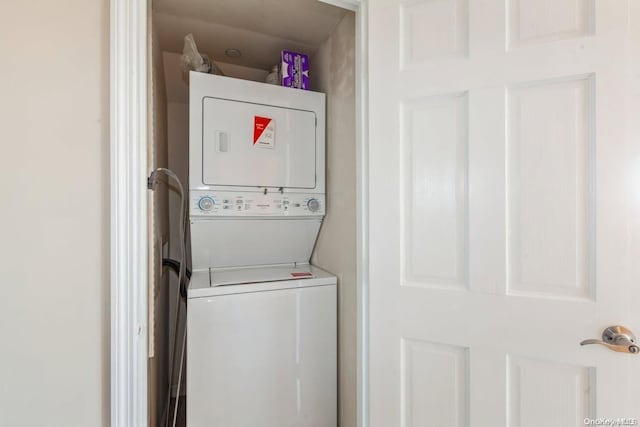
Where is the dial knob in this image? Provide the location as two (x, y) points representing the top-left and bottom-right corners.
(198, 196), (215, 211)
(307, 198), (320, 213)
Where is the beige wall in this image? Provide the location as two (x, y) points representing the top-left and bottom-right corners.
(311, 12), (357, 427)
(148, 15), (171, 427)
(0, 1), (110, 426)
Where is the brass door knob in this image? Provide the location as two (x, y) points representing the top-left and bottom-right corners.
(581, 325), (639, 354)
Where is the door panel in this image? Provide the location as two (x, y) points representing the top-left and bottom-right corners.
(507, 75), (594, 299)
(402, 92), (469, 289)
(401, 339), (469, 426)
(369, 0), (640, 425)
(507, 356), (595, 427)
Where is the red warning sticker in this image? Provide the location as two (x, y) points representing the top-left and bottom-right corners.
(291, 272), (313, 278)
(253, 116), (275, 148)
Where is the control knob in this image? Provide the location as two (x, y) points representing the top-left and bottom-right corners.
(307, 198), (321, 213)
(198, 196), (215, 212)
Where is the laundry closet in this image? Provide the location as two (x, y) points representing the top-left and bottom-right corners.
(147, 1), (357, 426)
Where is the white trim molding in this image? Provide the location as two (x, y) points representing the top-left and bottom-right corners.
(353, 2), (369, 426)
(110, 1), (368, 426)
(317, 3), (369, 426)
(110, 0), (149, 426)
(318, 3), (369, 426)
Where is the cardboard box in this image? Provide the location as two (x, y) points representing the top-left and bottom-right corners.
(281, 50), (309, 90)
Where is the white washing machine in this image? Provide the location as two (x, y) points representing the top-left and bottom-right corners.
(187, 72), (336, 426)
(187, 265), (336, 426)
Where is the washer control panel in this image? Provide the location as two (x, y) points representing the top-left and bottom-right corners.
(191, 191), (325, 216)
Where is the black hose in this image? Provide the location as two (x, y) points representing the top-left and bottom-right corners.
(162, 258), (191, 299)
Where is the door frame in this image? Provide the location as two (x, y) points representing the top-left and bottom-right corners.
(109, 0), (370, 425)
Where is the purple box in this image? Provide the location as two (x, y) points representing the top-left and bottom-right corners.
(281, 50), (309, 90)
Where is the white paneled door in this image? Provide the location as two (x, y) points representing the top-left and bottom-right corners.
(368, 1), (640, 426)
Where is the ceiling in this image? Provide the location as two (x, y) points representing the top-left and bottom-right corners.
(153, 0), (349, 70)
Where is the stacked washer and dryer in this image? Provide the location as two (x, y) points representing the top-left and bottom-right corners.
(186, 72), (337, 426)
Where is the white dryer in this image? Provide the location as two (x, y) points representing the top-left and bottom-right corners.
(186, 72), (336, 426)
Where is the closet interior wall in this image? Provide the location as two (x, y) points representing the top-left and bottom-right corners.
(310, 12), (357, 427)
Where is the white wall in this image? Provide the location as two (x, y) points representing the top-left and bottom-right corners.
(0, 1), (109, 426)
(310, 12), (357, 427)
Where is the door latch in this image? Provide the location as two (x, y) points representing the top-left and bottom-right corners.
(580, 325), (640, 354)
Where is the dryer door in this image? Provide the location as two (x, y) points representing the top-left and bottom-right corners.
(202, 97), (317, 189)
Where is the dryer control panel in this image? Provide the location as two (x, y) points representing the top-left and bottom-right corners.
(190, 190), (325, 217)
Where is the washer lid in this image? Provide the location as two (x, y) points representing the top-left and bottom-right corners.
(187, 264), (336, 298)
(211, 264), (316, 286)
(190, 217), (322, 270)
